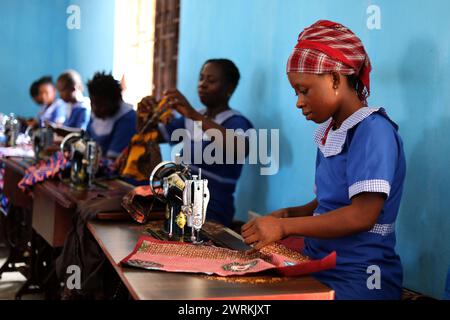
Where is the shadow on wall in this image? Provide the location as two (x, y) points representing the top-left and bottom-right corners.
(234, 67), (294, 221)
(396, 38), (450, 298)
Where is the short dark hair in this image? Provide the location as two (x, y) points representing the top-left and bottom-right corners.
(30, 76), (53, 97)
(87, 71), (122, 102)
(29, 81), (40, 98)
(203, 59), (240, 91)
(57, 70), (83, 91)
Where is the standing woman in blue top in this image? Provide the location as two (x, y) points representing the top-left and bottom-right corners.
(139, 59), (253, 227)
(86, 72), (136, 159)
(242, 20), (406, 300)
(56, 70), (91, 130)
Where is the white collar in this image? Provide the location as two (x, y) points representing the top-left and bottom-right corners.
(314, 107), (393, 157)
(90, 102), (132, 136)
(198, 108), (241, 124)
(185, 108), (241, 142)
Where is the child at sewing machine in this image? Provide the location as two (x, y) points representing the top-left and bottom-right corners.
(20, 76), (67, 130)
(86, 72), (136, 159)
(241, 20), (406, 300)
(56, 70), (91, 130)
(138, 59), (253, 227)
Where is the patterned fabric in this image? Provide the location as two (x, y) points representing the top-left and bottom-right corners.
(121, 235), (336, 277)
(115, 98), (168, 182)
(287, 20), (372, 102)
(121, 186), (165, 224)
(18, 151), (69, 192)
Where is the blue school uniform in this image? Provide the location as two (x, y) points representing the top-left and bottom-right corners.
(87, 102), (136, 158)
(159, 108), (253, 227)
(63, 97), (91, 130)
(303, 107), (406, 300)
(37, 98), (67, 126)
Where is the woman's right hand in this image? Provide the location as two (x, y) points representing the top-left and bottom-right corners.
(137, 96), (158, 115)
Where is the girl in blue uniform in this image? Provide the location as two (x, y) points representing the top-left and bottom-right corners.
(56, 70), (91, 130)
(139, 59), (253, 227)
(241, 20), (406, 300)
(86, 72), (136, 159)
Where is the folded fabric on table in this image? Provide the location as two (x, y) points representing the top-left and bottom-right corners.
(121, 185), (165, 224)
(121, 236), (336, 277)
(18, 151), (69, 193)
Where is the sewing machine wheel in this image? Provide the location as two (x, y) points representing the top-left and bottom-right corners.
(149, 161), (186, 202)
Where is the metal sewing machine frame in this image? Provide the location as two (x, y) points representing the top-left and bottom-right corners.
(60, 131), (101, 190)
(149, 156), (210, 244)
(3, 113), (21, 147)
(26, 126), (54, 160)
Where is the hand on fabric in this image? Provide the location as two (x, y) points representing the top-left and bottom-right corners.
(162, 89), (201, 120)
(241, 216), (285, 250)
(137, 96), (158, 115)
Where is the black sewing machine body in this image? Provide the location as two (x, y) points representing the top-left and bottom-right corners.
(60, 132), (101, 190)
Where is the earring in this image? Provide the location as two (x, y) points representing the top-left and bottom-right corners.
(335, 90), (339, 96)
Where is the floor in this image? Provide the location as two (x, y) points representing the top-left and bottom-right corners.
(0, 245), (44, 300)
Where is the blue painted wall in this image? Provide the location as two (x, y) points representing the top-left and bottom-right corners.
(0, 0), (69, 117)
(178, 0), (450, 298)
(0, 0), (115, 117)
(66, 0), (115, 89)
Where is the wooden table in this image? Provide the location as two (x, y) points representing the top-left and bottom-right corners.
(2, 157), (34, 209)
(87, 220), (335, 300)
(0, 156), (41, 298)
(32, 179), (133, 247)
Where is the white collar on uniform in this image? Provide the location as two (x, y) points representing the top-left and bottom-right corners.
(90, 101), (132, 136)
(185, 108), (241, 141)
(314, 107), (390, 157)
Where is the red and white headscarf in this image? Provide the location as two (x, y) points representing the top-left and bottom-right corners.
(287, 20), (372, 103)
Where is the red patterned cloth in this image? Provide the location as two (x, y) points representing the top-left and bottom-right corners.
(18, 151), (69, 193)
(287, 20), (372, 102)
(121, 236), (336, 277)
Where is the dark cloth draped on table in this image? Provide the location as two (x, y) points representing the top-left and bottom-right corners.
(55, 191), (127, 299)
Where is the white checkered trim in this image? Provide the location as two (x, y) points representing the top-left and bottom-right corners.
(369, 223), (395, 236)
(314, 107), (382, 157)
(312, 212), (395, 236)
(348, 179), (391, 199)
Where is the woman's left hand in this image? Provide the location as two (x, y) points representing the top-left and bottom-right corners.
(163, 89), (201, 120)
(241, 216), (285, 250)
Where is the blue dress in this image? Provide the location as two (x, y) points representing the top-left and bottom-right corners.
(303, 107), (406, 300)
(159, 108), (253, 227)
(87, 102), (136, 158)
(37, 98), (67, 126)
(63, 97), (91, 130)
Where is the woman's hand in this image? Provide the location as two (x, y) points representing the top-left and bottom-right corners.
(137, 96), (158, 115)
(241, 216), (285, 250)
(162, 89), (201, 120)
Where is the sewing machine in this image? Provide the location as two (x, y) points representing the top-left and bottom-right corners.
(149, 157), (210, 243)
(60, 132), (101, 190)
(27, 126), (54, 160)
(2, 113), (21, 147)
